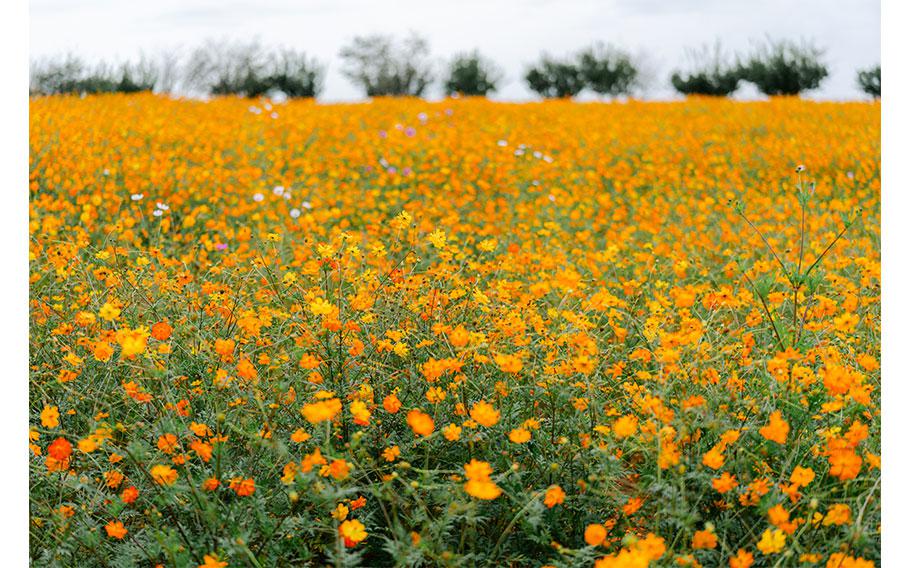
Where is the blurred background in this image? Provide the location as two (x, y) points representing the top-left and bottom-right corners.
(29, 0), (880, 101)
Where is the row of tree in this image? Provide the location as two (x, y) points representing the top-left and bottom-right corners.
(29, 35), (881, 99)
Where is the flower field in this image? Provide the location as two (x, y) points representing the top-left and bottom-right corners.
(29, 95), (880, 567)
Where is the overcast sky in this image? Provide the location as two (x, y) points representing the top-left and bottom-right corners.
(29, 0), (880, 101)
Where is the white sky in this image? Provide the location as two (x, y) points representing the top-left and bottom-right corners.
(29, 0), (880, 101)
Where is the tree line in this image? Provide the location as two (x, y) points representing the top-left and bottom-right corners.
(30, 35), (881, 99)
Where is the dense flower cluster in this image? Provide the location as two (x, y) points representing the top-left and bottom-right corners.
(29, 94), (879, 566)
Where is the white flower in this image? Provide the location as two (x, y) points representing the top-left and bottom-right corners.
(271, 112), (279, 119)
(302, 201), (313, 210)
(273, 186), (285, 196)
(253, 193), (264, 202)
(153, 209), (163, 217)
(155, 202), (169, 211)
(497, 140), (508, 147)
(130, 193), (144, 201)
(548, 194), (556, 202)
(290, 208), (301, 218)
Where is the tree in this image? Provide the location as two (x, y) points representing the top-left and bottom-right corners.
(183, 40), (266, 96)
(339, 33), (433, 97)
(183, 40), (323, 98)
(525, 56), (584, 99)
(670, 42), (740, 97)
(264, 49), (324, 98)
(738, 38), (828, 96)
(443, 51), (503, 96)
(857, 65), (880, 99)
(155, 50), (183, 94)
(30, 54), (86, 95)
(115, 56), (159, 94)
(30, 55), (126, 95)
(577, 43), (638, 97)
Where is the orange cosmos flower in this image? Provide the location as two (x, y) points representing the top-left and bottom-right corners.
(756, 528), (786, 554)
(150, 464), (178, 485)
(789, 466), (815, 488)
(622, 497), (643, 516)
(48, 437), (72, 461)
(729, 549), (755, 568)
(543, 485), (566, 508)
(712, 472), (738, 493)
(236, 357), (258, 380)
(584, 523), (607, 546)
(324, 459), (351, 480)
(828, 448), (863, 481)
(93, 341), (114, 362)
(157, 433), (179, 454)
(493, 353), (523, 373)
(612, 415), (638, 438)
(443, 424), (462, 440)
(301, 398), (342, 423)
(214, 338), (236, 361)
(508, 428), (531, 443)
(198, 554), (228, 568)
(406, 409), (434, 436)
(40, 405), (59, 428)
(350, 400), (371, 425)
(151, 321), (172, 341)
(692, 529), (718, 549)
(822, 504), (852, 526)
(339, 519), (367, 547)
(702, 447), (725, 470)
(759, 410), (789, 444)
(121, 486), (139, 504)
(116, 327), (149, 357)
(464, 479), (502, 500)
(229, 477), (256, 496)
(463, 459), (502, 500)
(105, 520), (128, 539)
(448, 325), (470, 347)
(383, 393), (402, 413)
(469, 401), (500, 427)
(826, 553), (874, 568)
(298, 353), (322, 370)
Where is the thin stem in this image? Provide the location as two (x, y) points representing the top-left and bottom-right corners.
(489, 491), (542, 561)
(793, 180), (807, 345)
(795, 299), (812, 345)
(791, 286), (799, 348)
(737, 210), (792, 284)
(741, 270), (787, 352)
(803, 222), (852, 280)
(797, 175), (807, 274)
